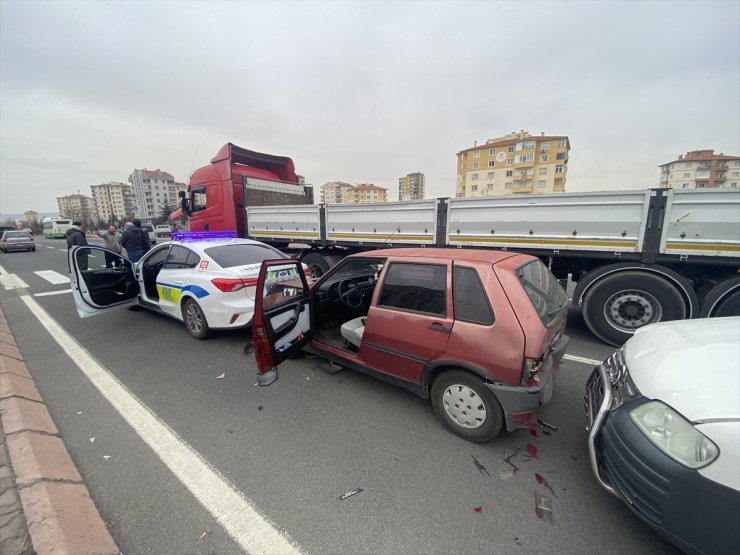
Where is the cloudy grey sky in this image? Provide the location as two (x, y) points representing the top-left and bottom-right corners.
(1, 0), (738, 214)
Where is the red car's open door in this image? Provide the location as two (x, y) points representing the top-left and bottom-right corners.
(252, 259), (313, 385)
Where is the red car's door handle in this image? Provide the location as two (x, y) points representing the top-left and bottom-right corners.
(428, 322), (451, 333)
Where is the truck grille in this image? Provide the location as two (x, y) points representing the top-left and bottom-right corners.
(598, 418), (671, 526)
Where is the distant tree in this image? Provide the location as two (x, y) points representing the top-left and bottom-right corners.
(1, 218), (16, 230)
(155, 202), (175, 225)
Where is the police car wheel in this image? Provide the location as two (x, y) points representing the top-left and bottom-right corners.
(183, 298), (211, 339)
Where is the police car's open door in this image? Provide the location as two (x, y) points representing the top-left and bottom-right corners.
(252, 259), (313, 386)
(68, 246), (139, 317)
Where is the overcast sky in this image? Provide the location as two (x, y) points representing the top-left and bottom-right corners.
(1, 1), (738, 214)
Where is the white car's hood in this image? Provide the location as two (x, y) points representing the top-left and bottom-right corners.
(624, 317), (740, 422)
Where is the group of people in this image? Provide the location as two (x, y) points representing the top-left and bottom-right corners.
(65, 220), (153, 268)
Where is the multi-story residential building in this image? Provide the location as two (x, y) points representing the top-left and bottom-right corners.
(128, 168), (178, 221)
(57, 193), (96, 223)
(350, 184), (388, 203)
(320, 181), (354, 204)
(23, 211), (39, 228)
(659, 150), (740, 189)
(91, 182), (135, 224)
(456, 130), (570, 197)
(399, 172), (425, 201)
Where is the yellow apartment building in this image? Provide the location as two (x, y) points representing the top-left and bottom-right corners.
(456, 130), (570, 197)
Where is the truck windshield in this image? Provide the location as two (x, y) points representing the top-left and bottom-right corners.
(515, 260), (568, 326)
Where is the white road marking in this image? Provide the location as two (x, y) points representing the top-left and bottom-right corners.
(563, 354), (603, 366)
(18, 294), (302, 555)
(35, 270), (70, 284)
(0, 273), (29, 289)
(33, 289), (72, 297)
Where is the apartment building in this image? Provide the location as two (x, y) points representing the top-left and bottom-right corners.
(320, 181), (354, 204)
(456, 130), (570, 197)
(128, 168), (178, 221)
(57, 193), (96, 222)
(399, 172), (425, 201)
(659, 150), (740, 189)
(350, 184), (388, 203)
(91, 182), (135, 224)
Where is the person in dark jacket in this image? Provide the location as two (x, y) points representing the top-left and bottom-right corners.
(133, 219), (151, 253)
(121, 221), (146, 262)
(66, 221), (89, 270)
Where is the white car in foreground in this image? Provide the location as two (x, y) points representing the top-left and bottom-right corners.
(68, 232), (290, 339)
(585, 317), (740, 554)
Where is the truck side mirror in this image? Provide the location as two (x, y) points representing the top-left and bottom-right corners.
(179, 192), (191, 216)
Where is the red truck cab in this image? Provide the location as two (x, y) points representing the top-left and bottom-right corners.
(178, 143), (311, 236)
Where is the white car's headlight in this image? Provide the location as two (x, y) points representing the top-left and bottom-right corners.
(630, 401), (719, 469)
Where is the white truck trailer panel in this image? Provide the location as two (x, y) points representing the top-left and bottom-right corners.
(325, 200), (437, 246)
(247, 204), (322, 242)
(445, 190), (652, 253)
(661, 189), (740, 258)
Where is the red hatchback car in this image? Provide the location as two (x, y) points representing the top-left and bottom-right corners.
(252, 248), (569, 442)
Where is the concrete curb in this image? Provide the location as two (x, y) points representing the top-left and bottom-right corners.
(0, 307), (119, 555)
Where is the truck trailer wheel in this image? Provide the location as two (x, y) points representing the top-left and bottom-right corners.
(431, 369), (503, 442)
(699, 277), (740, 318)
(582, 271), (687, 346)
(302, 253), (341, 278)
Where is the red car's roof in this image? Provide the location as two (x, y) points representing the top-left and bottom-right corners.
(351, 247), (525, 264)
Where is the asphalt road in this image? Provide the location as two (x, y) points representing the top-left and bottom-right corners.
(0, 236), (680, 554)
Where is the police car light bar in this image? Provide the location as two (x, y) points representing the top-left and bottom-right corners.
(171, 231), (237, 240)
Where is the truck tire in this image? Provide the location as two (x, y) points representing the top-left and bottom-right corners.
(582, 271), (687, 346)
(431, 369), (503, 443)
(302, 253), (341, 278)
(699, 277), (740, 318)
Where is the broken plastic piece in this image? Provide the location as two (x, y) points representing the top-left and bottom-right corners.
(339, 487), (363, 500)
(534, 491), (554, 524)
(527, 444), (538, 458)
(537, 418), (558, 432)
(473, 506), (482, 513)
(90, 437), (95, 443)
(199, 531), (207, 541)
(215, 373), (225, 379)
(503, 449), (519, 474)
(535, 473), (558, 498)
(471, 455), (491, 477)
(529, 429), (541, 441)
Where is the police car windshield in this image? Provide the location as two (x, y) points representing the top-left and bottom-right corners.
(203, 244), (285, 269)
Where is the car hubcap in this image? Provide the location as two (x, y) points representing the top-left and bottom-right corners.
(604, 289), (662, 331)
(442, 384), (486, 429)
(186, 305), (202, 333)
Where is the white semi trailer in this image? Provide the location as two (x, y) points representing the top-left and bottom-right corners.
(243, 188), (739, 346)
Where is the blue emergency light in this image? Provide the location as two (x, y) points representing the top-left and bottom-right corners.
(171, 231), (237, 240)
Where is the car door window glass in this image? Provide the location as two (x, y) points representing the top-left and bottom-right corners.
(185, 251), (201, 268)
(378, 263), (446, 316)
(163, 245), (193, 270)
(453, 266), (494, 325)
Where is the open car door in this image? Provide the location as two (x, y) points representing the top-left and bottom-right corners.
(68, 246), (139, 318)
(252, 259), (313, 386)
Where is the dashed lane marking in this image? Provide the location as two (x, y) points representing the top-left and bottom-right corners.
(34, 290), (72, 297)
(34, 270), (70, 285)
(17, 292), (303, 555)
(563, 354), (602, 366)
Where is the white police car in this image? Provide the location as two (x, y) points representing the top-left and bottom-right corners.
(68, 232), (292, 339)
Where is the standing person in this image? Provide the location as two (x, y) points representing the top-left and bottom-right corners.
(121, 222), (145, 262)
(97, 225), (123, 267)
(66, 221), (89, 270)
(133, 219), (151, 254)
